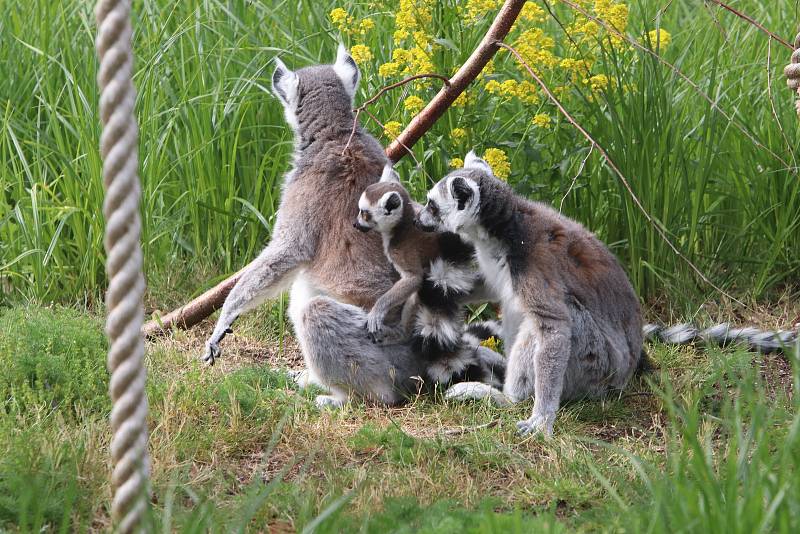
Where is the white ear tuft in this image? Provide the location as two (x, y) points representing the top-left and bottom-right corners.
(379, 164), (400, 183)
(334, 44), (360, 98)
(464, 150), (493, 174)
(272, 57), (299, 108)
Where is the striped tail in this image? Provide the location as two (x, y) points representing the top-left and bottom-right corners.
(644, 322), (798, 354)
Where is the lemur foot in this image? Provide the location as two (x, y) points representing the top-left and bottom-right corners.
(444, 382), (512, 407)
(315, 395), (345, 409)
(202, 342), (221, 366)
(516, 412), (555, 437)
(201, 327), (232, 366)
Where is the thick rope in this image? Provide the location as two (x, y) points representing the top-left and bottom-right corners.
(644, 323), (798, 354)
(95, 0), (150, 531)
(784, 31), (800, 115)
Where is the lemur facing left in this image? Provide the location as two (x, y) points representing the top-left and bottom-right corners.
(416, 152), (646, 436)
(354, 164), (506, 389)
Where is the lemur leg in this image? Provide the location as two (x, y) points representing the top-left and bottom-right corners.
(300, 296), (422, 406)
(203, 241), (309, 365)
(512, 317), (571, 437)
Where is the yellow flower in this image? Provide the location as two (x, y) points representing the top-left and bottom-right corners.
(464, 0), (503, 22)
(450, 128), (467, 140)
(645, 28), (671, 49)
(449, 157), (464, 168)
(329, 8), (348, 25)
(383, 121), (403, 139)
(359, 18), (375, 34)
(520, 2), (546, 22)
(404, 95), (425, 114)
(378, 62), (400, 77)
(480, 336), (499, 352)
(453, 92), (469, 107)
(349, 44), (373, 64)
(532, 113), (552, 129)
(586, 73), (610, 92)
(483, 148), (510, 180)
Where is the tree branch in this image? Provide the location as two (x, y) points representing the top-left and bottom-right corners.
(142, 0), (527, 337)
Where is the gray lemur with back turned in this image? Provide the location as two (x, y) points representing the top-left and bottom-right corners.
(200, 47), (500, 408)
(416, 152), (646, 436)
(354, 164), (505, 389)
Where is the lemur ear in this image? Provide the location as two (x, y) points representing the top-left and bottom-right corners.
(450, 177), (474, 210)
(334, 43), (360, 98)
(379, 164), (400, 183)
(272, 57), (299, 108)
(382, 191), (402, 214)
(464, 150), (493, 175)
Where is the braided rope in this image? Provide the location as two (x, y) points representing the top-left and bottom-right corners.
(784, 31), (800, 115)
(95, 0), (150, 531)
(644, 323), (798, 354)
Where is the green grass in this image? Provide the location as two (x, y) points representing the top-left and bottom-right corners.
(1, 0), (798, 309)
(1, 0), (799, 531)
(0, 305), (797, 531)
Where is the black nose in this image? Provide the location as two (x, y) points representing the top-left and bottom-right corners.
(353, 221), (371, 232)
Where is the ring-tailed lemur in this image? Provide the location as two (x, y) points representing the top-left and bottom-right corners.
(354, 164), (505, 389)
(199, 47), (499, 409)
(416, 152), (646, 436)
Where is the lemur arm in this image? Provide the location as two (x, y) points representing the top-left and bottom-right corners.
(203, 234), (314, 365)
(365, 271), (423, 343)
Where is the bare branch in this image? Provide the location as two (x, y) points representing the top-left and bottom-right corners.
(496, 40), (745, 307)
(704, 0), (792, 50)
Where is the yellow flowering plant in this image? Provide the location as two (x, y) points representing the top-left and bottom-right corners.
(325, 1), (671, 186)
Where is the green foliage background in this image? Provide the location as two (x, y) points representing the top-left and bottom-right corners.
(1, 0), (798, 309)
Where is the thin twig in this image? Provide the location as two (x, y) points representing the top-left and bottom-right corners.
(497, 40), (746, 307)
(559, 0), (791, 171)
(559, 143), (595, 213)
(705, 0), (792, 50)
(362, 108), (423, 169)
(701, 0), (729, 42)
(342, 73), (451, 156)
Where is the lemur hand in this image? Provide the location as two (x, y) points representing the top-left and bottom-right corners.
(201, 327), (233, 366)
(365, 311), (385, 344)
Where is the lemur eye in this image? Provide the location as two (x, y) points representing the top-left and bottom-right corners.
(360, 209), (371, 221)
(427, 199), (439, 216)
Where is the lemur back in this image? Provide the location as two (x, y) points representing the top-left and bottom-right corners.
(355, 169), (505, 389)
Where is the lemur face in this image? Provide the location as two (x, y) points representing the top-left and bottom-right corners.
(416, 151), (488, 234)
(355, 184), (405, 234)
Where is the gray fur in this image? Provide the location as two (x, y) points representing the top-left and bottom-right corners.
(202, 48), (397, 369)
(644, 322), (798, 354)
(417, 152), (644, 436)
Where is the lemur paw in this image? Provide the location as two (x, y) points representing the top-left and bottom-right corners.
(315, 395), (345, 409)
(365, 313), (385, 344)
(202, 342), (221, 366)
(516, 412), (555, 437)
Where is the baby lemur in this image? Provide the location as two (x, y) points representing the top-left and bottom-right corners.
(416, 152), (645, 436)
(354, 165), (505, 389)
